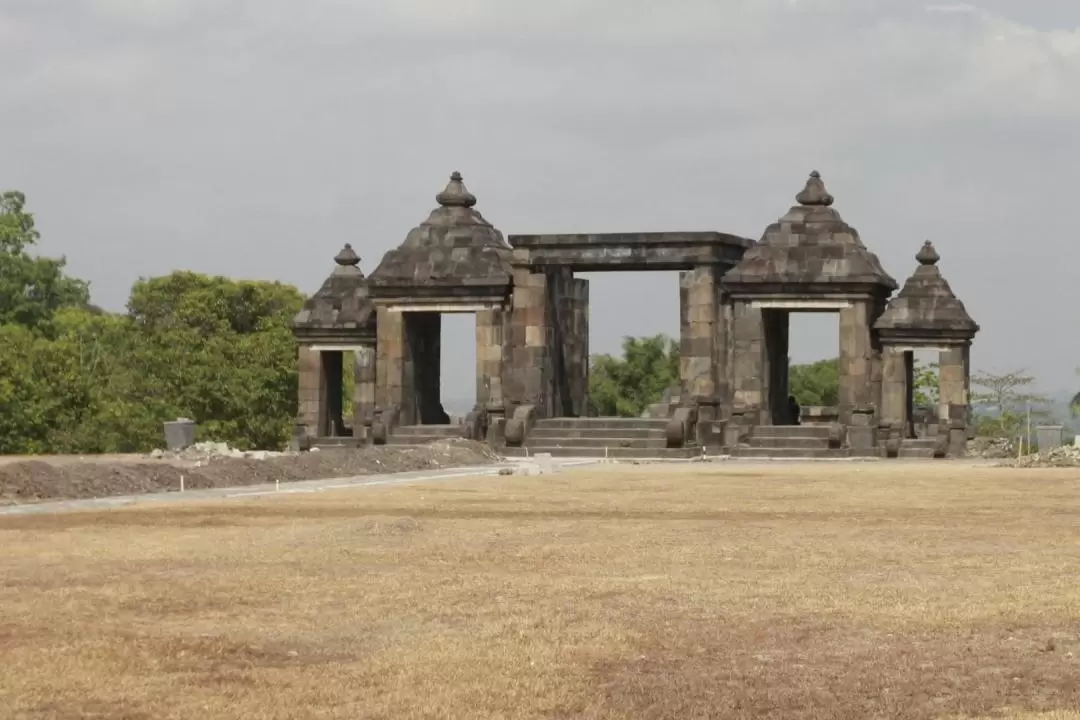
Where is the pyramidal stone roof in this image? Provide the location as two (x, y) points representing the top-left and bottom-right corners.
(367, 172), (513, 302)
(723, 171), (897, 295)
(292, 243), (376, 343)
(874, 240), (979, 341)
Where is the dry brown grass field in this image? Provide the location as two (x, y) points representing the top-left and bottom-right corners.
(3, 462), (1080, 720)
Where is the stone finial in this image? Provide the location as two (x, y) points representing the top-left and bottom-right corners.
(796, 170), (835, 207)
(334, 243), (361, 267)
(436, 171), (477, 208)
(916, 240), (940, 266)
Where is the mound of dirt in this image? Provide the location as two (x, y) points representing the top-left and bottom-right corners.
(0, 440), (500, 506)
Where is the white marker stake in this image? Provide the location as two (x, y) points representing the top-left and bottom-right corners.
(180, 475), (185, 493)
(276, 477), (280, 492)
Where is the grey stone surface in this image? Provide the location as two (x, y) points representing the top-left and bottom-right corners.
(368, 172), (513, 304)
(292, 243), (377, 343)
(293, 169), (981, 460)
(874, 240), (979, 343)
(508, 231), (752, 271)
(723, 172), (897, 297)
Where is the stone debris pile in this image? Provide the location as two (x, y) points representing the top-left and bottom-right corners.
(966, 437), (1015, 459)
(149, 441), (294, 463)
(1013, 444), (1080, 468)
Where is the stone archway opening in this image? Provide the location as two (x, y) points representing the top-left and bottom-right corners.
(908, 347), (942, 439)
(439, 312), (478, 422)
(582, 270), (681, 417)
(785, 310), (841, 424)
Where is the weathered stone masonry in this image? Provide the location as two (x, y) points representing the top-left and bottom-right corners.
(293, 170), (979, 458)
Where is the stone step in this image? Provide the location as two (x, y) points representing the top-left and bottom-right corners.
(386, 435), (459, 446)
(522, 436), (669, 450)
(898, 448), (936, 459)
(534, 418), (669, 431)
(902, 439), (939, 449)
(752, 425), (833, 439)
(747, 436), (832, 450)
(502, 446), (702, 460)
(731, 447), (851, 460)
(529, 427), (667, 440)
(312, 437), (358, 448)
(394, 424), (466, 438)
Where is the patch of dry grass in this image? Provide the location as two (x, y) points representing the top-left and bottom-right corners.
(3, 463), (1080, 719)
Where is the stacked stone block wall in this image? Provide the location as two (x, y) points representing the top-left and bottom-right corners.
(507, 266), (550, 416)
(679, 267), (719, 403)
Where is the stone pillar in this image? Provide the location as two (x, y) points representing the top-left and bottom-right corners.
(507, 263), (551, 417)
(838, 300), (875, 426)
(939, 344), (969, 456)
(566, 278), (590, 417)
(730, 299), (766, 425)
(714, 291), (732, 414)
(543, 268), (587, 417)
(679, 267), (718, 403)
(353, 345), (376, 442)
(376, 307), (406, 419)
(879, 344), (907, 437)
(297, 345), (323, 438)
(938, 346), (968, 412)
(475, 308), (506, 411)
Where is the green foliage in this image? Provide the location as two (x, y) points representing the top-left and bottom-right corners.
(0, 195), (305, 453)
(588, 335), (680, 417)
(788, 356), (939, 408)
(0, 191), (89, 329)
(971, 369), (1050, 438)
(788, 358), (839, 406)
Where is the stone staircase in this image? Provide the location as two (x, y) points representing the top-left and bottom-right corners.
(385, 424), (466, 447)
(731, 425), (851, 459)
(898, 438), (941, 459)
(502, 417), (701, 459)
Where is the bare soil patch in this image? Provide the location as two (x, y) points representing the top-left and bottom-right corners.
(3, 463), (1080, 719)
(0, 440), (498, 506)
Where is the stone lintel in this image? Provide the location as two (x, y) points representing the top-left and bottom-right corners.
(724, 283), (891, 300)
(378, 302), (503, 313)
(752, 299), (852, 310)
(293, 329), (376, 345)
(304, 344), (374, 353)
(877, 330), (974, 346)
(508, 231), (752, 272)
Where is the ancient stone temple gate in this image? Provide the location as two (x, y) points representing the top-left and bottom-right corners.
(293, 171), (978, 458)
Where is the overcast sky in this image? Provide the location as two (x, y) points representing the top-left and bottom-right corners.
(2, 0), (1079, 400)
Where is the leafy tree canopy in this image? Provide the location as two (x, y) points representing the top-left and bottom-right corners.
(0, 191), (89, 329)
(588, 335), (679, 417)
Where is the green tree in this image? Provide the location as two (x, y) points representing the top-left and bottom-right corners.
(588, 335), (679, 417)
(0, 191), (89, 329)
(788, 358), (839, 406)
(912, 359), (940, 406)
(971, 369), (1050, 438)
(788, 356), (939, 407)
(123, 272), (305, 450)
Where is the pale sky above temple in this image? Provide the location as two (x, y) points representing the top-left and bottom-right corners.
(2, 0), (1078, 400)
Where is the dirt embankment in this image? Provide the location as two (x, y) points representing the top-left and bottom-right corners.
(0, 440), (500, 506)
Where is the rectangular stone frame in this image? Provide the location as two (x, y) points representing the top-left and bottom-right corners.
(297, 343), (377, 443)
(377, 302), (511, 427)
(880, 340), (972, 456)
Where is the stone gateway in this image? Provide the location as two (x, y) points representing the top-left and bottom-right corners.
(292, 171), (978, 459)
